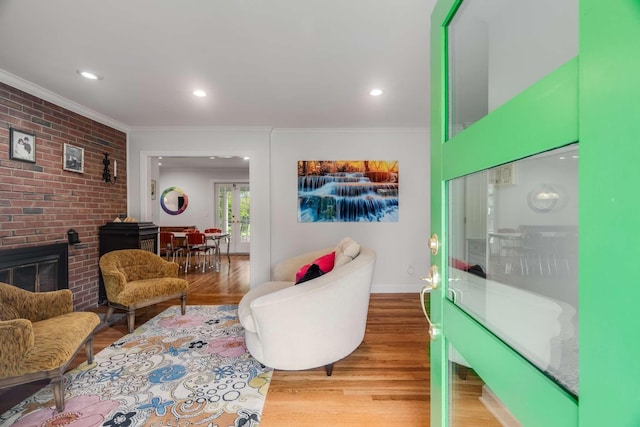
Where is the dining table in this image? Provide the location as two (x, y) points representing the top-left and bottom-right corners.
(172, 231), (230, 272)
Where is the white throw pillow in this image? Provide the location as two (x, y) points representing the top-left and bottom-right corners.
(334, 237), (361, 268)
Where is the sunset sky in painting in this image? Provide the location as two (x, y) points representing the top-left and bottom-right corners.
(298, 160), (398, 176)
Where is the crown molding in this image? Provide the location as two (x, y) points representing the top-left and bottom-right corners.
(271, 127), (430, 134)
(129, 126), (273, 133)
(0, 68), (130, 133)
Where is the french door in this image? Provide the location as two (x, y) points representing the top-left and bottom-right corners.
(429, 0), (640, 426)
(216, 182), (250, 254)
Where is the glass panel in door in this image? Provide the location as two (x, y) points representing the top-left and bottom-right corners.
(447, 0), (578, 138)
(216, 183), (250, 253)
(448, 145), (579, 398)
(449, 342), (518, 427)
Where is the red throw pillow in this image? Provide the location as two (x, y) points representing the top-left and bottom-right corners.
(450, 257), (471, 270)
(295, 252), (336, 283)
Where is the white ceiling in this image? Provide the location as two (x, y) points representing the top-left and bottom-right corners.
(0, 0), (436, 130)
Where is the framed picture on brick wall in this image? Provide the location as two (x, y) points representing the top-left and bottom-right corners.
(63, 143), (84, 173)
(9, 128), (36, 163)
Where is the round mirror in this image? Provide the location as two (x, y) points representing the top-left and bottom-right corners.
(527, 184), (562, 213)
(161, 187), (189, 215)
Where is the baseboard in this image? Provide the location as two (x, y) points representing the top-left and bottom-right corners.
(371, 283), (423, 293)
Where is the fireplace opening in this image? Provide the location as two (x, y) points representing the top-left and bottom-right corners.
(0, 243), (68, 292)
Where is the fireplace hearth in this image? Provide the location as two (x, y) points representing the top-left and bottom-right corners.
(0, 243), (68, 292)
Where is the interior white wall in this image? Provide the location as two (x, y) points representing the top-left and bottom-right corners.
(488, 0), (578, 110)
(450, 13), (488, 127)
(157, 168), (249, 233)
(270, 128), (430, 293)
(127, 127), (430, 292)
(495, 154), (578, 230)
(127, 127), (271, 287)
(451, 0), (578, 122)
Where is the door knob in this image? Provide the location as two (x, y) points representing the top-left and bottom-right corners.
(419, 265), (440, 290)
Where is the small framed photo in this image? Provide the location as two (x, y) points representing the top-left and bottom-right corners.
(9, 128), (36, 163)
(63, 143), (84, 173)
(151, 179), (157, 200)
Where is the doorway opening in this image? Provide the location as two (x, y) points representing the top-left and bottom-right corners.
(216, 182), (250, 254)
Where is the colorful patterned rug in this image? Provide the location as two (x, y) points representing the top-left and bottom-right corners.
(0, 305), (273, 427)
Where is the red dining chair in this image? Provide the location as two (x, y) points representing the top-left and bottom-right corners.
(159, 232), (184, 268)
(185, 232), (213, 272)
(174, 229), (198, 261)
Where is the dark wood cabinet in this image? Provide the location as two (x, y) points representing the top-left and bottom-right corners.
(98, 222), (158, 303)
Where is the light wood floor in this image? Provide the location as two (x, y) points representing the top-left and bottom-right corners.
(0, 255), (501, 426)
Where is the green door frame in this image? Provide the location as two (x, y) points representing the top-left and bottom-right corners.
(579, 0), (640, 425)
(429, 0), (640, 425)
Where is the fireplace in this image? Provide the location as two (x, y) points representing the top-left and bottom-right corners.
(0, 243), (68, 292)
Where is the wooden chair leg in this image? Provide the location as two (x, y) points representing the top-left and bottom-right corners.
(325, 363), (334, 376)
(51, 376), (65, 412)
(127, 309), (135, 333)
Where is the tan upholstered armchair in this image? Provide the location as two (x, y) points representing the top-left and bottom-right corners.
(0, 282), (100, 412)
(99, 249), (189, 333)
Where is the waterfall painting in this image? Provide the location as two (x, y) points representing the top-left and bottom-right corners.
(298, 160), (399, 222)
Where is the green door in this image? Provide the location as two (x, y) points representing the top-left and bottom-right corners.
(428, 0), (640, 425)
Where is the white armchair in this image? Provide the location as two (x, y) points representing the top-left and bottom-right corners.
(239, 242), (376, 375)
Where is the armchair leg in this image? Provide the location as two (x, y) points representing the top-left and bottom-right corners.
(85, 335), (95, 364)
(180, 294), (187, 315)
(454, 363), (468, 380)
(105, 305), (115, 323)
(127, 309), (136, 333)
(325, 363), (334, 376)
(51, 376), (65, 412)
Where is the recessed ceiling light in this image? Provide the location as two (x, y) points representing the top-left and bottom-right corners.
(77, 70), (103, 80)
(158, 157), (163, 159)
(193, 89), (207, 97)
(158, 162), (162, 166)
(209, 156), (216, 159)
(243, 157), (250, 160)
(370, 88), (383, 96)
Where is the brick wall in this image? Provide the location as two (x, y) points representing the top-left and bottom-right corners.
(0, 82), (127, 309)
